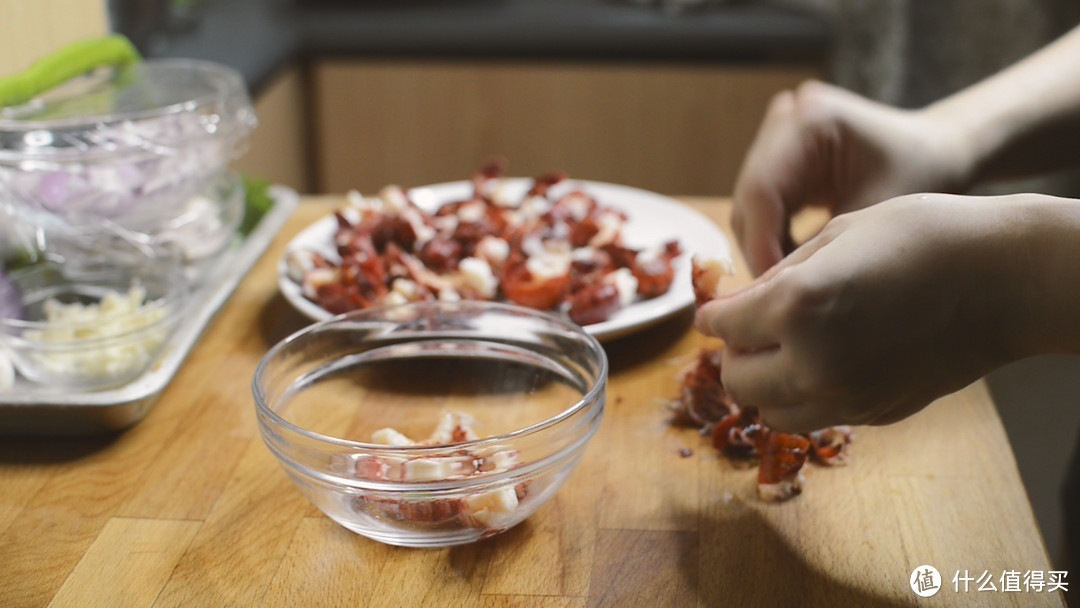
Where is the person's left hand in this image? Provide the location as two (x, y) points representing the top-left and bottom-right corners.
(695, 193), (1040, 432)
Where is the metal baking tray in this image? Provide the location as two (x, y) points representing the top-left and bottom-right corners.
(0, 186), (299, 436)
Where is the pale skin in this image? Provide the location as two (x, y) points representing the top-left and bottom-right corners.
(696, 24), (1080, 433)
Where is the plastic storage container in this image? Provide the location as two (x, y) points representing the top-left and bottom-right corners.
(0, 59), (256, 272)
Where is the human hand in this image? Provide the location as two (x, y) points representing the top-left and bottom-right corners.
(733, 81), (974, 276)
(696, 193), (1053, 432)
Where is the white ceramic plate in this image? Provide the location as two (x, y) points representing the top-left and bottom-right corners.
(278, 179), (732, 341)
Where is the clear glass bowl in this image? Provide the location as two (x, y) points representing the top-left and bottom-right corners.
(142, 170), (245, 282)
(253, 301), (608, 547)
(0, 258), (188, 391)
(28, 171), (246, 284)
(0, 58), (256, 235)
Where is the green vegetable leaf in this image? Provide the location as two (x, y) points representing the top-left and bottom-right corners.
(240, 174), (275, 236)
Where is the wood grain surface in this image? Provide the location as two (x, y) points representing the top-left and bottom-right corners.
(0, 197), (1066, 607)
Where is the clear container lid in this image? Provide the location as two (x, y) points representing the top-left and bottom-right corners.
(0, 58), (256, 163)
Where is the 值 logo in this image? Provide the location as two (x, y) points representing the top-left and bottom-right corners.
(911, 565), (942, 597)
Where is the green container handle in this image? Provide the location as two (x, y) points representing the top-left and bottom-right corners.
(0, 34), (141, 109)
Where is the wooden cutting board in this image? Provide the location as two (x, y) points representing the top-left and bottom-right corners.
(0, 197), (1064, 607)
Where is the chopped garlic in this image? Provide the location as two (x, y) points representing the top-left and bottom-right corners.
(23, 285), (169, 382)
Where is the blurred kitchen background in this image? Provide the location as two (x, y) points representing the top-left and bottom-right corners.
(4, 0), (1079, 570)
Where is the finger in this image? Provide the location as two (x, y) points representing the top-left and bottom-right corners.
(695, 223), (840, 344)
(733, 90), (798, 277)
(753, 215), (840, 283)
(694, 277), (781, 349)
(866, 407), (913, 427)
(864, 393), (931, 427)
(719, 347), (799, 411)
(755, 402), (834, 435)
(735, 186), (787, 278)
(720, 343), (840, 432)
(781, 222), (798, 257)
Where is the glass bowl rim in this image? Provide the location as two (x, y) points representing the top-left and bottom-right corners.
(253, 300), (609, 453)
(0, 58), (252, 138)
(0, 259), (189, 341)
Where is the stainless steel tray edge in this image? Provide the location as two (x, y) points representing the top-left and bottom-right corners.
(0, 186), (300, 436)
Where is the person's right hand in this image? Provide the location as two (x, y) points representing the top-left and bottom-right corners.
(733, 81), (974, 276)
(698, 192), (1080, 432)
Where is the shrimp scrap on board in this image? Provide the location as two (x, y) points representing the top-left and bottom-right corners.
(671, 257), (854, 502)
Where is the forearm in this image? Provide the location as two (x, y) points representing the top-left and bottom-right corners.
(1007, 195), (1080, 357)
(923, 25), (1080, 186)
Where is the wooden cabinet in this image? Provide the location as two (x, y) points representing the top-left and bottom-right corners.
(310, 59), (820, 196)
(0, 0), (109, 77)
(231, 64), (311, 193)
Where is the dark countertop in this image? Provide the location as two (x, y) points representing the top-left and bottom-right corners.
(120, 0), (830, 94)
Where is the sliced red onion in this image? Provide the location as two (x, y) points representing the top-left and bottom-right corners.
(0, 112), (235, 229)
